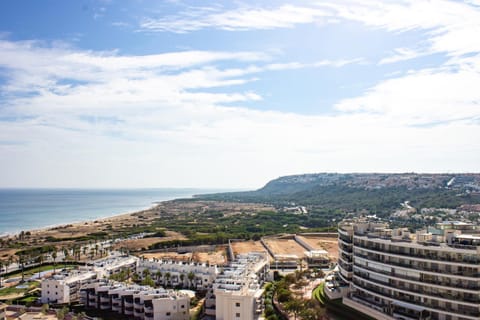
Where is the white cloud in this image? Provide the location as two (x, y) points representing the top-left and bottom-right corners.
(321, 0), (480, 57)
(140, 4), (330, 33)
(379, 47), (429, 65)
(3, 0), (480, 188)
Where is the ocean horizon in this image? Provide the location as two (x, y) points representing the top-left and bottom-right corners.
(0, 188), (225, 236)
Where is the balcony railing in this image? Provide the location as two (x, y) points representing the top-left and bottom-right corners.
(354, 251), (480, 277)
(354, 262), (480, 292)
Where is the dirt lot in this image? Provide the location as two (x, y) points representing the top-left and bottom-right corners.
(263, 237), (306, 258)
(230, 240), (266, 256)
(141, 245), (227, 265)
(296, 235), (339, 260)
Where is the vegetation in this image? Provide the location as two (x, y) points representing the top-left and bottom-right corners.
(313, 282), (374, 320)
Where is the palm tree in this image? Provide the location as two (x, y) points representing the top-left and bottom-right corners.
(187, 272), (195, 289)
(179, 273), (185, 287)
(142, 268), (151, 279)
(18, 254), (26, 282)
(37, 254), (44, 279)
(0, 260), (4, 287)
(7, 256), (14, 273)
(155, 271), (163, 284)
(52, 251), (57, 274)
(165, 272), (171, 286)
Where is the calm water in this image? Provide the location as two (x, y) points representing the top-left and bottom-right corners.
(0, 188), (218, 235)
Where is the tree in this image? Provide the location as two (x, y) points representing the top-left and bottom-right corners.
(56, 306), (69, 320)
(284, 297), (303, 320)
(179, 273), (185, 287)
(141, 274), (155, 287)
(52, 251), (57, 274)
(17, 254), (26, 282)
(165, 272), (171, 286)
(37, 254), (44, 279)
(155, 271), (163, 284)
(0, 260), (4, 287)
(41, 304), (49, 315)
(142, 268), (151, 279)
(187, 272), (195, 289)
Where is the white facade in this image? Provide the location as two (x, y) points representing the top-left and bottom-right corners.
(41, 271), (97, 304)
(80, 281), (189, 320)
(206, 252), (269, 320)
(93, 255), (138, 278)
(137, 259), (218, 289)
(338, 219), (480, 320)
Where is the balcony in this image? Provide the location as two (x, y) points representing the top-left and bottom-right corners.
(354, 238), (480, 265)
(353, 278), (480, 318)
(353, 263), (480, 293)
(354, 251), (480, 278)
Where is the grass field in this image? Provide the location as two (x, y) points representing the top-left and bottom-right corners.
(0, 281), (39, 297)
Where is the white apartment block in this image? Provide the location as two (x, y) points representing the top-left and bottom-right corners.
(41, 271), (97, 304)
(80, 281), (189, 320)
(137, 259), (218, 289)
(337, 219), (480, 320)
(41, 255), (138, 305)
(93, 255), (138, 278)
(205, 252), (269, 320)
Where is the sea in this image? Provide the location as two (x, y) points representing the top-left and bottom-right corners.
(0, 188), (220, 236)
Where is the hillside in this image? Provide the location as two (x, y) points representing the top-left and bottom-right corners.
(196, 173), (480, 216)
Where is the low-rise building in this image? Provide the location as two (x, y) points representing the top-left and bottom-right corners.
(41, 271), (97, 304)
(93, 255), (138, 278)
(137, 259), (218, 289)
(205, 252), (269, 320)
(80, 281), (189, 320)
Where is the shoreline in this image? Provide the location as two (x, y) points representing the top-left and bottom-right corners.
(0, 188), (220, 238)
(0, 203), (160, 239)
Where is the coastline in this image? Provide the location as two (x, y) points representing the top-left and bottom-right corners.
(0, 202), (159, 238)
(0, 188), (219, 238)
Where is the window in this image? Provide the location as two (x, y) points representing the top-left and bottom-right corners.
(235, 302), (241, 307)
(181, 305), (185, 308)
(166, 312), (171, 316)
(236, 313), (240, 318)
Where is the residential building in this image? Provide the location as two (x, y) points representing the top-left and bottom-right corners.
(137, 259), (219, 289)
(205, 252), (269, 320)
(337, 218), (480, 320)
(93, 255), (138, 278)
(80, 281), (189, 320)
(41, 271), (97, 304)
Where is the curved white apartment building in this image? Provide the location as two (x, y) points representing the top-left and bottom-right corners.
(338, 219), (480, 320)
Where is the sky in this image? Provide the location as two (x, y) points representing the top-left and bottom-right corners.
(0, 0), (479, 189)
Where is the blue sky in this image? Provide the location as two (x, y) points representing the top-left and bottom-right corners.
(0, 0), (479, 188)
